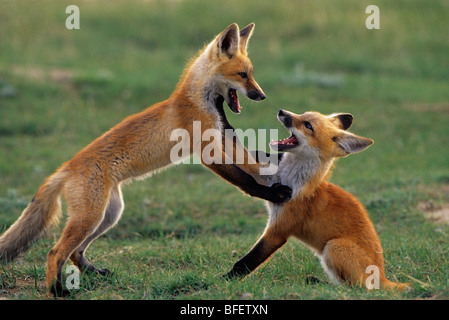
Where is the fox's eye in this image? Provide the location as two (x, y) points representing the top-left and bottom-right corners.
(238, 72), (248, 79)
(304, 121), (314, 131)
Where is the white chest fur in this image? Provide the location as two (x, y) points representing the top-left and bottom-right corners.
(266, 152), (321, 226)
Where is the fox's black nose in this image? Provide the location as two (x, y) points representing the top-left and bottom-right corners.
(247, 90), (266, 101)
(278, 109), (292, 127)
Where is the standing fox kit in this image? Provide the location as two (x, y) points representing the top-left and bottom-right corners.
(226, 109), (409, 291)
(0, 23), (291, 296)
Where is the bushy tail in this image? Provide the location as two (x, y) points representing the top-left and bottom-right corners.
(382, 279), (411, 292)
(0, 169), (66, 263)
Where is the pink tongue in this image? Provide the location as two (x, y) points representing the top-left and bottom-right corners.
(231, 89), (241, 112)
(282, 136), (298, 144)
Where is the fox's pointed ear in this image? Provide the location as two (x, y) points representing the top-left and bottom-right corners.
(217, 23), (240, 58)
(336, 132), (373, 156)
(239, 23), (255, 52)
(329, 113), (353, 130)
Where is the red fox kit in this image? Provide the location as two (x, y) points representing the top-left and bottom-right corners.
(0, 23), (291, 296)
(225, 109), (409, 291)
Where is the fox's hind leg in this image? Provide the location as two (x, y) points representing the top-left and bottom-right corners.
(319, 238), (372, 287)
(46, 182), (110, 296)
(320, 238), (410, 290)
(69, 184), (124, 276)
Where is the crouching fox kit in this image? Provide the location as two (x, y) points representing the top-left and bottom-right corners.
(0, 23), (291, 296)
(225, 109), (409, 291)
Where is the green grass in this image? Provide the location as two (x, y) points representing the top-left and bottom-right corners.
(1, 0), (449, 300)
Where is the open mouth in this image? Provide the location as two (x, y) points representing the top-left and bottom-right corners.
(270, 133), (299, 151)
(227, 88), (242, 114)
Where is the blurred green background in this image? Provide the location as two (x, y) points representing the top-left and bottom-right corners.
(0, 0), (448, 299)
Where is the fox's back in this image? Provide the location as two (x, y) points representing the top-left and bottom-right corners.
(63, 100), (193, 182)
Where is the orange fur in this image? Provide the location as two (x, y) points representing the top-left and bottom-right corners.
(0, 23), (292, 296)
(226, 109), (409, 291)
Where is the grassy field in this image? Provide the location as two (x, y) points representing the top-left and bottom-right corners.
(1, 0), (448, 300)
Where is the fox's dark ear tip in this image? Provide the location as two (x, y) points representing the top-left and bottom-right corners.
(224, 23), (239, 31)
(239, 23), (255, 37)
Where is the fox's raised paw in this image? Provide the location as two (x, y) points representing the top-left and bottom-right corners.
(269, 183), (292, 203)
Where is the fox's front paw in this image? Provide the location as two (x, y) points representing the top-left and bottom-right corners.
(269, 183), (292, 203)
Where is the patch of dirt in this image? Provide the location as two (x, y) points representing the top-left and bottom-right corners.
(408, 103), (449, 114)
(0, 277), (46, 299)
(418, 201), (449, 225)
(12, 66), (74, 85)
(416, 184), (449, 225)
